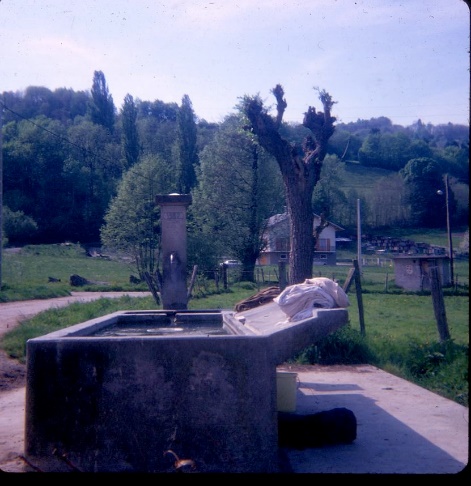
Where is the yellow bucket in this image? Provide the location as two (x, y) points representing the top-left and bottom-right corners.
(276, 371), (298, 412)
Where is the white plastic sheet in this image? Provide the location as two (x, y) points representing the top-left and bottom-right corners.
(274, 277), (350, 322)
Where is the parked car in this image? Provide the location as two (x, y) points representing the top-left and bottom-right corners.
(221, 260), (241, 267)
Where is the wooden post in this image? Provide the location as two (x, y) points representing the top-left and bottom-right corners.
(278, 261), (287, 291)
(430, 266), (451, 342)
(221, 264), (228, 290)
(353, 259), (366, 336)
(342, 267), (356, 293)
(342, 261), (365, 336)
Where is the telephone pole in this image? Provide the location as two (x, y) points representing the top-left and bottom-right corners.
(444, 174), (454, 287)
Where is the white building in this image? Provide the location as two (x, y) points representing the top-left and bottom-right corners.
(257, 212), (344, 266)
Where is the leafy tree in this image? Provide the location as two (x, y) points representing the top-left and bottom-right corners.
(340, 188), (366, 230)
(2, 206), (38, 244)
(312, 154), (348, 220)
(359, 130), (413, 170)
(2, 115), (69, 242)
(370, 173), (409, 227)
(196, 119), (220, 153)
(400, 158), (449, 227)
(137, 99), (178, 122)
(191, 114), (284, 278)
(435, 144), (469, 183)
(88, 71), (115, 133)
(174, 95), (198, 194)
(358, 129), (381, 167)
(327, 129), (362, 161)
(136, 99), (178, 163)
(448, 178), (469, 226)
(242, 85), (336, 284)
(64, 120), (122, 241)
(21, 86), (55, 119)
(1, 87), (89, 124)
(121, 94), (140, 168)
(100, 154), (173, 278)
(408, 139), (433, 160)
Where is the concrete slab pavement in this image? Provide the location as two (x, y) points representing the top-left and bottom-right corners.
(279, 364), (469, 476)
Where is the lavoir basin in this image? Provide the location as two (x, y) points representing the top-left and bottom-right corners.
(25, 303), (348, 473)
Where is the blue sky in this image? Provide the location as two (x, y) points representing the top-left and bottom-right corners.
(1, 0), (469, 126)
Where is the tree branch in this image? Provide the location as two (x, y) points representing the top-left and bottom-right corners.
(271, 84), (287, 129)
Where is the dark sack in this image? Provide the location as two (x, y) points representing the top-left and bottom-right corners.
(278, 407), (357, 449)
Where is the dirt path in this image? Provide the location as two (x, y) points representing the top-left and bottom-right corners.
(0, 292), (151, 472)
(0, 292), (152, 393)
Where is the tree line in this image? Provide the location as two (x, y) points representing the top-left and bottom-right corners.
(1, 71), (469, 282)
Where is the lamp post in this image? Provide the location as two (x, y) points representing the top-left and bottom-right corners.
(437, 174), (454, 287)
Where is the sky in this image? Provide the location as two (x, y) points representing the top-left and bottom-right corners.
(1, 0), (469, 127)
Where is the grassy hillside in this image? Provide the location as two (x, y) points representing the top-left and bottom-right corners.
(342, 161), (395, 195)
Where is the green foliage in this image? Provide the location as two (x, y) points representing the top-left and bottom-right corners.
(2, 206), (38, 244)
(191, 114), (284, 274)
(404, 339), (460, 377)
(400, 158), (448, 227)
(88, 70), (115, 132)
(293, 325), (375, 365)
(121, 94), (140, 168)
(174, 94), (198, 194)
(100, 154), (174, 278)
(2, 83), (468, 247)
(312, 155), (348, 220)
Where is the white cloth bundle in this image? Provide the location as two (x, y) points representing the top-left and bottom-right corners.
(273, 277), (350, 322)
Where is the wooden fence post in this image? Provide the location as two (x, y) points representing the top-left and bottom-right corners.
(430, 266), (451, 342)
(342, 260), (365, 336)
(353, 259), (366, 336)
(278, 261), (287, 291)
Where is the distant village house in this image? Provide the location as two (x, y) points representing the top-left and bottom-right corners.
(257, 212), (344, 266)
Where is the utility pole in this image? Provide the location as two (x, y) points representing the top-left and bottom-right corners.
(356, 198), (362, 274)
(437, 175), (454, 287)
(444, 174), (454, 287)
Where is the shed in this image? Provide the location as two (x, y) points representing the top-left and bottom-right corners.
(392, 255), (451, 291)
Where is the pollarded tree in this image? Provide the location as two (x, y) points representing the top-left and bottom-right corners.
(242, 85), (336, 284)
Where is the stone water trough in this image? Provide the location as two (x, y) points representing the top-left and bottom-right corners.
(24, 303), (348, 473)
(24, 193), (349, 473)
